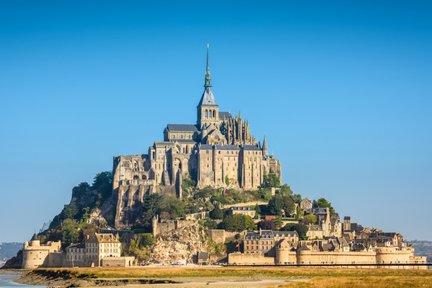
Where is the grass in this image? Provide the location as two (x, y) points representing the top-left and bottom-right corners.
(33, 266), (432, 287)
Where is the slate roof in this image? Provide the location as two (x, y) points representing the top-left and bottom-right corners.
(245, 232), (262, 240)
(172, 139), (197, 144)
(155, 141), (174, 147)
(67, 243), (85, 249)
(199, 144), (213, 150)
(219, 111), (232, 120)
(230, 206), (253, 211)
(308, 224), (322, 231)
(198, 89), (217, 106)
(246, 230), (298, 240)
(215, 145), (240, 150)
(312, 207), (328, 215)
(242, 145), (262, 151)
(166, 124), (198, 132)
(271, 231), (299, 238)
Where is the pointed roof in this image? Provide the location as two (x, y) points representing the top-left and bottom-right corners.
(262, 136), (268, 155)
(198, 44), (217, 106)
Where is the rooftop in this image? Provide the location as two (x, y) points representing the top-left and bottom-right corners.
(166, 124), (198, 132)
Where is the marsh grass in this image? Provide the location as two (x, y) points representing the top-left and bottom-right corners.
(34, 267), (432, 287)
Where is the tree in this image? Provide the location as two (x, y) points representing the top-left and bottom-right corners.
(254, 204), (261, 218)
(281, 223), (308, 240)
(280, 184), (293, 195)
(79, 223), (97, 242)
(181, 177), (196, 192)
(157, 196), (185, 220)
(261, 173), (281, 188)
(225, 176), (230, 186)
(128, 233), (155, 261)
(62, 202), (78, 220)
(313, 198), (336, 216)
(140, 193), (163, 226)
(92, 171), (113, 202)
(71, 182), (91, 200)
(268, 194), (295, 217)
(209, 206), (225, 220)
(61, 219), (79, 246)
(258, 220), (276, 230)
(221, 214), (256, 232)
(303, 214), (317, 225)
(203, 219), (218, 229)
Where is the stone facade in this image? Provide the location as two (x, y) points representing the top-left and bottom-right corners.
(113, 49), (281, 228)
(101, 256), (135, 267)
(228, 231), (427, 269)
(64, 233), (123, 267)
(228, 206), (256, 218)
(244, 230), (299, 257)
(22, 236), (61, 269)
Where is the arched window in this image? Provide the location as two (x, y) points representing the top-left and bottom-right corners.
(213, 110), (216, 118)
(205, 109), (208, 118)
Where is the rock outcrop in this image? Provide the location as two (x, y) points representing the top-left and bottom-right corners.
(149, 221), (208, 263)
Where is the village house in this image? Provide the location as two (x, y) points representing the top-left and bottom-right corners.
(229, 206), (256, 218)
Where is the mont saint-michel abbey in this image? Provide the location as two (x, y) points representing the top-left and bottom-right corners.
(113, 50), (281, 227)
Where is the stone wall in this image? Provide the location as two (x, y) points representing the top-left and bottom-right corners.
(208, 229), (225, 244)
(22, 240), (62, 269)
(297, 250), (376, 265)
(152, 218), (196, 237)
(101, 256), (135, 267)
(375, 247), (415, 264)
(228, 252), (275, 265)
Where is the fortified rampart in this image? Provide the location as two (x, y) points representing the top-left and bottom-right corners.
(296, 250), (376, 265)
(228, 252), (275, 265)
(229, 247), (428, 269)
(152, 216), (196, 237)
(22, 239), (62, 269)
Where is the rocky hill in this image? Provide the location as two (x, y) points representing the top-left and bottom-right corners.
(0, 242), (22, 268)
(149, 221), (209, 264)
(0, 242), (22, 261)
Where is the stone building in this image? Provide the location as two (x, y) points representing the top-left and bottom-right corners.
(228, 206), (256, 218)
(64, 233), (127, 267)
(244, 230), (299, 257)
(300, 197), (312, 214)
(113, 48), (281, 228)
(229, 227), (427, 268)
(22, 235), (62, 269)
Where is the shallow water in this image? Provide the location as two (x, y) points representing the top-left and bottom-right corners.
(0, 274), (46, 287)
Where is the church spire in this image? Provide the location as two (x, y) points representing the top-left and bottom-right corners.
(204, 43), (212, 89)
(262, 136), (268, 156)
(198, 44), (217, 107)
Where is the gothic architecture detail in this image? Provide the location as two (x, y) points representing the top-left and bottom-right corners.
(112, 48), (281, 227)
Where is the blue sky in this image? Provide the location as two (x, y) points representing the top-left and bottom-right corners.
(0, 1), (431, 242)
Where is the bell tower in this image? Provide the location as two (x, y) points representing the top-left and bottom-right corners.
(197, 44), (219, 128)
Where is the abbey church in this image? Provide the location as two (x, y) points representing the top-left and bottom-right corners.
(113, 50), (281, 227)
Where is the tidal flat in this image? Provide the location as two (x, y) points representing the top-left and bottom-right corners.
(9, 266), (432, 288)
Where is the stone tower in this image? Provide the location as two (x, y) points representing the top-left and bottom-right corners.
(197, 45), (219, 129)
(262, 136), (268, 156)
(275, 238), (291, 265)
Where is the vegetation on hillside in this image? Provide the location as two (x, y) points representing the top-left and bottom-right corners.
(19, 169), (340, 257)
(37, 172), (114, 248)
